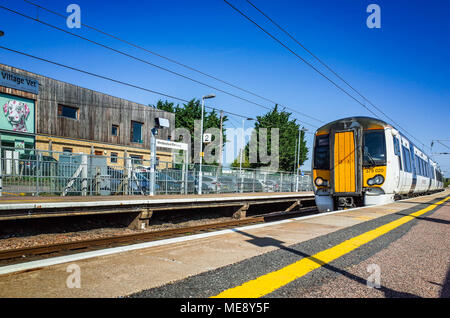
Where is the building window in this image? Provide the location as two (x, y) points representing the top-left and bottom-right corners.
(62, 147), (73, 153)
(131, 121), (143, 143)
(130, 154), (143, 165)
(94, 150), (103, 156)
(112, 125), (119, 136)
(58, 104), (79, 120)
(111, 152), (118, 163)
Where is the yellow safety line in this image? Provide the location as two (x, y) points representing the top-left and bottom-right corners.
(1, 192), (26, 196)
(212, 196), (450, 298)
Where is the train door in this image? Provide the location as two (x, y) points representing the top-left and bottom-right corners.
(392, 136), (402, 191)
(426, 159), (433, 192)
(329, 122), (363, 209)
(399, 144), (406, 193)
(409, 145), (417, 194)
(333, 131), (357, 194)
(429, 163), (436, 191)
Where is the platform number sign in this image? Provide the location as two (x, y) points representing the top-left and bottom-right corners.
(203, 133), (212, 143)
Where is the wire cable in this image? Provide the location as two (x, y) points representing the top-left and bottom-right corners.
(245, 0), (429, 150)
(0, 4), (319, 129)
(222, 0), (380, 118)
(22, 0), (324, 125)
(224, 0), (431, 150)
(0, 45), (254, 120)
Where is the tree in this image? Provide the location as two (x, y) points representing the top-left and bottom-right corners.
(235, 105), (308, 172)
(230, 149), (251, 169)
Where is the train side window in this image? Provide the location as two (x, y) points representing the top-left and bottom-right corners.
(402, 146), (411, 172)
(424, 161), (428, 177)
(393, 138), (399, 155)
(393, 138), (402, 170)
(416, 158), (421, 176)
(410, 146), (416, 174)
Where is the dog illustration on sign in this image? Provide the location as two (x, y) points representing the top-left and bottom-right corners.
(3, 100), (30, 132)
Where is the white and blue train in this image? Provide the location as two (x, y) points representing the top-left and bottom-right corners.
(312, 117), (444, 212)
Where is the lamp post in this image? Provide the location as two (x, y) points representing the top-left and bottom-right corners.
(295, 128), (308, 192)
(198, 94), (215, 194)
(239, 117), (254, 193)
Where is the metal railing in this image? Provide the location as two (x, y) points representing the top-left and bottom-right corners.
(0, 146), (312, 197)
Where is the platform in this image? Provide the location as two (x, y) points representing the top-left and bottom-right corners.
(0, 189), (448, 298)
(0, 192), (314, 222)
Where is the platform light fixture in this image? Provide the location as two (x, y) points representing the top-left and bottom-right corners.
(155, 117), (170, 129)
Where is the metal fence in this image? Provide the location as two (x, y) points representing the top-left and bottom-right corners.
(0, 146), (312, 197)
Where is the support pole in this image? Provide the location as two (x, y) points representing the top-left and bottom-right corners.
(219, 110), (223, 170)
(81, 154), (88, 196)
(295, 129), (301, 192)
(0, 148), (2, 197)
(150, 128), (157, 196)
(198, 99), (205, 195)
(184, 151), (189, 194)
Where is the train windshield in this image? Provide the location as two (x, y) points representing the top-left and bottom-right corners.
(314, 135), (330, 170)
(363, 130), (386, 166)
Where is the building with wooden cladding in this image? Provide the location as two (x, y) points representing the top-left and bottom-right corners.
(0, 63), (174, 165)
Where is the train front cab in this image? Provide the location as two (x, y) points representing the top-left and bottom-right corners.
(313, 118), (393, 212)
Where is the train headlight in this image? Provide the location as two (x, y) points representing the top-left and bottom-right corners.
(373, 174), (384, 184)
(315, 177), (328, 187)
(367, 174), (384, 186)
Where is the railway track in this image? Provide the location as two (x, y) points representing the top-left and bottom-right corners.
(0, 207), (319, 261)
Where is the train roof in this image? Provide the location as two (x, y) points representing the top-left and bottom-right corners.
(315, 116), (391, 135)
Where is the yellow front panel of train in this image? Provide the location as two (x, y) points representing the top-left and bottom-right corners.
(334, 131), (356, 193)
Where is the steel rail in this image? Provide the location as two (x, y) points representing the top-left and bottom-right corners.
(0, 207), (318, 261)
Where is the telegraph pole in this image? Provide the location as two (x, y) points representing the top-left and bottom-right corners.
(219, 110), (223, 170)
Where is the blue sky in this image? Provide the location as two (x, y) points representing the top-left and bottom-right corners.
(0, 0), (449, 174)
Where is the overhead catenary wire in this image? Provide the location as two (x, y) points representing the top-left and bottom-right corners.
(244, 0), (430, 150)
(0, 46), (254, 120)
(0, 4), (319, 129)
(436, 141), (450, 151)
(223, 0), (431, 150)
(22, 0), (324, 125)
(222, 0), (380, 119)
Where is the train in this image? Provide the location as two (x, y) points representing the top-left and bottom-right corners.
(312, 116), (444, 212)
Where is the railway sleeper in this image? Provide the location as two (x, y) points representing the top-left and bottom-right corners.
(128, 208), (153, 230)
(284, 200), (302, 212)
(232, 204), (250, 219)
